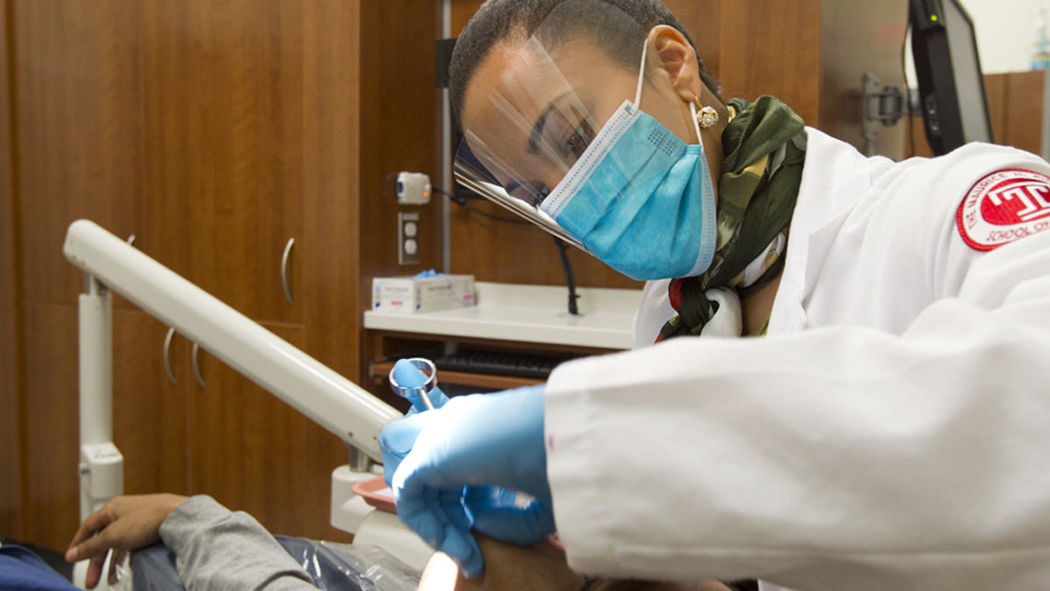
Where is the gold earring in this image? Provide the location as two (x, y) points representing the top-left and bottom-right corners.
(694, 97), (718, 129)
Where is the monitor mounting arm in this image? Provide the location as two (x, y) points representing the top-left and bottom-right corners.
(862, 72), (920, 156)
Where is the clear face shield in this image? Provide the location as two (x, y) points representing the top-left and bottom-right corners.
(453, 0), (709, 266)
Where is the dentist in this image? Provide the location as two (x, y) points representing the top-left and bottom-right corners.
(381, 1), (1050, 590)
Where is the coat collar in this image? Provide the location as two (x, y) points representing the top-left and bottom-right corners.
(768, 128), (873, 333)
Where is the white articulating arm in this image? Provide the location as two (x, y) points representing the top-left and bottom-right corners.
(63, 219), (401, 461)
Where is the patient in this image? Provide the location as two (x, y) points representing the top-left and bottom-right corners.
(421, 536), (734, 591)
(66, 494), (735, 591)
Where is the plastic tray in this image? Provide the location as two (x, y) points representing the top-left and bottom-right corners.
(352, 476), (397, 514)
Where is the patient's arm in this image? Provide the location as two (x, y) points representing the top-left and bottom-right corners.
(419, 535), (732, 591)
(158, 495), (316, 590)
(67, 494), (316, 590)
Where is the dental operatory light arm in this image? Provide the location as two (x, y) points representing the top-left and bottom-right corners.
(64, 219), (437, 572)
(63, 219), (401, 462)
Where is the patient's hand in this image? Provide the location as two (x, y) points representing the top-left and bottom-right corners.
(65, 493), (188, 589)
(418, 534), (732, 591)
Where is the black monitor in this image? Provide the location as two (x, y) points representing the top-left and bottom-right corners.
(909, 0), (994, 155)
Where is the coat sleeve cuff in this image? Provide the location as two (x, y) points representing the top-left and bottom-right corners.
(545, 359), (616, 575)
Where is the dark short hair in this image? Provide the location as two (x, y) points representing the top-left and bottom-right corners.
(449, 0), (720, 131)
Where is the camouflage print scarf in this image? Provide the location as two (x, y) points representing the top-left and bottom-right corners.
(656, 96), (806, 342)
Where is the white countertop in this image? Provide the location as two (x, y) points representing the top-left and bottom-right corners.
(364, 282), (641, 350)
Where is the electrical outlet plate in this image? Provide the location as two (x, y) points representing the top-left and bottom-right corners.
(398, 211), (421, 265)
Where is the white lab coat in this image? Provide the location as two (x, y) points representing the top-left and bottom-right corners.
(544, 128), (1050, 591)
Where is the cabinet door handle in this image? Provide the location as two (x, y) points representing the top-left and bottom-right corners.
(281, 238), (295, 306)
(163, 327), (177, 385)
(191, 342), (206, 389)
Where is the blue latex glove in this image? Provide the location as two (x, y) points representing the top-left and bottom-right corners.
(462, 485), (556, 547)
(379, 385), (554, 577)
(381, 360), (555, 564)
(381, 359), (451, 487)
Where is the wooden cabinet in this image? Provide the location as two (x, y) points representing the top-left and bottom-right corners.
(2, 0), (439, 550)
(139, 0), (305, 325)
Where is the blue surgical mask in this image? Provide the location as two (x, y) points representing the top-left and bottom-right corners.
(539, 42), (716, 281)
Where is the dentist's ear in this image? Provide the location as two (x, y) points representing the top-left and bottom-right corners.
(647, 26), (728, 129)
(648, 25), (702, 105)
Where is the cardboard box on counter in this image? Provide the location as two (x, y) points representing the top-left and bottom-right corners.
(372, 274), (475, 314)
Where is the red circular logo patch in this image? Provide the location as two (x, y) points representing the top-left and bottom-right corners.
(956, 168), (1050, 251)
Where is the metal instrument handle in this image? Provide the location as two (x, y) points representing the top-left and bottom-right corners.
(191, 342), (206, 389)
(163, 327), (177, 385)
(281, 238), (295, 306)
(388, 357), (438, 410)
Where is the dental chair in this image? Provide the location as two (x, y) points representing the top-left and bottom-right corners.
(130, 538), (417, 591)
(64, 220), (432, 589)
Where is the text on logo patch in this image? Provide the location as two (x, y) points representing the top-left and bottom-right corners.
(956, 168), (1050, 251)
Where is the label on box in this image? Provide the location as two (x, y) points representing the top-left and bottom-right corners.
(372, 275), (475, 314)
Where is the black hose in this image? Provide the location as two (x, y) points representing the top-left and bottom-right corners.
(553, 237), (580, 316)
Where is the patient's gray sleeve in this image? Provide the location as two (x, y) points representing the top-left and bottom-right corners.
(158, 495), (317, 591)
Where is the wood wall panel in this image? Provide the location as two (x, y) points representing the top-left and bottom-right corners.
(719, 0), (823, 126)
(1001, 70), (1045, 156)
(357, 0), (450, 372)
(21, 303), (79, 550)
(450, 0), (478, 36)
(0, 0), (24, 541)
(983, 73), (1006, 146)
(905, 114), (933, 158)
(358, 0), (444, 285)
(12, 0), (144, 306)
(300, 0), (362, 382)
(449, 202), (641, 288)
(663, 0), (721, 89)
